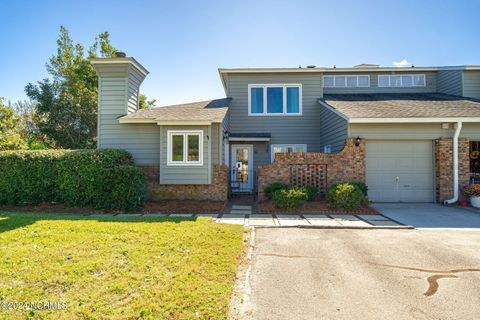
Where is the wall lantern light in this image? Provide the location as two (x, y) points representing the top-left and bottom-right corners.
(223, 130), (230, 140)
(355, 136), (361, 147)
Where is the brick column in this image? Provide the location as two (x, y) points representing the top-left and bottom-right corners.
(435, 138), (469, 202)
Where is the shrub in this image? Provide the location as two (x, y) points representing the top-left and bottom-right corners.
(264, 182), (288, 200)
(272, 187), (308, 210)
(99, 166), (147, 212)
(326, 183), (367, 209)
(0, 150), (65, 205)
(464, 184), (480, 197)
(351, 182), (368, 197)
(0, 149), (146, 211)
(301, 185), (319, 201)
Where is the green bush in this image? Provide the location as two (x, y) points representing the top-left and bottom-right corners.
(0, 149), (146, 211)
(99, 166), (147, 212)
(264, 182), (288, 200)
(326, 183), (367, 209)
(301, 185), (319, 201)
(351, 182), (368, 197)
(272, 187), (308, 210)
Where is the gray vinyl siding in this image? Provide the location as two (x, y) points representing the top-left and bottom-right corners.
(437, 70), (463, 96)
(463, 71), (480, 99)
(226, 73), (323, 152)
(319, 106), (348, 152)
(127, 66), (143, 114)
(349, 123), (454, 140)
(461, 123), (480, 139)
(221, 109), (230, 164)
(97, 65), (159, 166)
(322, 72), (437, 94)
(159, 125), (210, 184)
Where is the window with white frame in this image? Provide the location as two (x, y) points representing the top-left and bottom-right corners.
(378, 74), (426, 87)
(167, 130), (203, 166)
(322, 75), (370, 88)
(271, 144), (307, 162)
(248, 84), (302, 116)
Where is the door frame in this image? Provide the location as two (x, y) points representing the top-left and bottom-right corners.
(230, 144), (254, 192)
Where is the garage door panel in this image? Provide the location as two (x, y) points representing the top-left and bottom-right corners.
(366, 140), (434, 203)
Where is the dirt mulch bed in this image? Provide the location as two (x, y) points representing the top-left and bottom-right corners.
(143, 200), (226, 214)
(0, 200), (226, 215)
(256, 200), (378, 215)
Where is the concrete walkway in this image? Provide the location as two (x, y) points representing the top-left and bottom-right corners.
(217, 213), (405, 228)
(374, 203), (480, 229)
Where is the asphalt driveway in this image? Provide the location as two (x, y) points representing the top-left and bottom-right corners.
(246, 228), (480, 320)
(374, 203), (480, 228)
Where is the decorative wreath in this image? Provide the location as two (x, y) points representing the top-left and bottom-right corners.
(471, 150), (480, 160)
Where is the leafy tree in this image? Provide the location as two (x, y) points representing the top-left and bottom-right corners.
(25, 26), (117, 149)
(0, 98), (27, 150)
(139, 94), (156, 109)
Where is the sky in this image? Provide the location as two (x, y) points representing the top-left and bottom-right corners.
(0, 0), (479, 106)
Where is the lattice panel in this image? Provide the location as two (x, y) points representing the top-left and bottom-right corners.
(290, 164), (327, 194)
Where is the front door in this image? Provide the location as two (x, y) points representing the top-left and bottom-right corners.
(231, 145), (253, 192)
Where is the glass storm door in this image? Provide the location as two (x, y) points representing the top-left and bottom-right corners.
(231, 145), (253, 192)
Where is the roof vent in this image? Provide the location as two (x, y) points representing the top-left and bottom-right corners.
(354, 63), (380, 68)
(115, 51), (127, 58)
(306, 65), (316, 68)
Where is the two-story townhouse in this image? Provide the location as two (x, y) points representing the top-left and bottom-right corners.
(91, 54), (480, 203)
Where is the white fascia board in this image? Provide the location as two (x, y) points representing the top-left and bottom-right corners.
(317, 100), (350, 121)
(349, 117), (480, 123)
(90, 57), (149, 76)
(156, 121), (213, 126)
(228, 137), (271, 142)
(118, 118), (157, 124)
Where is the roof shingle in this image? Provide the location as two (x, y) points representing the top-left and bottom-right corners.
(322, 93), (480, 118)
(120, 98), (231, 122)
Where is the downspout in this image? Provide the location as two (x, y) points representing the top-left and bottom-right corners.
(444, 121), (463, 205)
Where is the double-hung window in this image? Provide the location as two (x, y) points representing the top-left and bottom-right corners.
(378, 74), (426, 87)
(271, 144), (307, 162)
(167, 130), (203, 166)
(249, 84), (302, 115)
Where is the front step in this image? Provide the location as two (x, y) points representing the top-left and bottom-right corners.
(224, 204), (254, 215)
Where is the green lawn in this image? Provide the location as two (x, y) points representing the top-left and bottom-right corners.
(0, 212), (245, 319)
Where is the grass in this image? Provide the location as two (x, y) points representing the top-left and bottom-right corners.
(0, 212), (245, 319)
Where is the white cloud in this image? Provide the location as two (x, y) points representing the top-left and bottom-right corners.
(393, 59), (410, 68)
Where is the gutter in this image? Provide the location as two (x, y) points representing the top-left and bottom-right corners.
(444, 121), (463, 205)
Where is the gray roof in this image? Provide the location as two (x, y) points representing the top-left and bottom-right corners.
(120, 98), (231, 122)
(322, 93), (480, 118)
(229, 133), (271, 138)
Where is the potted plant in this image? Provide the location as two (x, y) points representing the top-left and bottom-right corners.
(464, 184), (480, 208)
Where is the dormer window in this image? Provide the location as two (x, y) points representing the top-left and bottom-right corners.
(248, 84), (302, 116)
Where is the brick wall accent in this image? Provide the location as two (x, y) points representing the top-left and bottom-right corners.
(435, 138), (470, 202)
(257, 139), (365, 202)
(140, 165), (228, 201)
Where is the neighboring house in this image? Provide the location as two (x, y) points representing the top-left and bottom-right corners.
(91, 55), (480, 203)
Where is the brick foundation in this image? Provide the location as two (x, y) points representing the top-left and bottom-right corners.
(140, 165), (228, 201)
(257, 139), (365, 202)
(435, 138), (470, 202)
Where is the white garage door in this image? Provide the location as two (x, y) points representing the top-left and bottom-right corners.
(366, 140), (434, 202)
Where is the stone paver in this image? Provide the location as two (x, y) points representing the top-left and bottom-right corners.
(248, 218), (276, 227)
(306, 215), (342, 226)
(332, 214), (360, 221)
(357, 214), (390, 221)
(276, 215), (307, 226)
(218, 214), (246, 225)
(169, 213), (194, 217)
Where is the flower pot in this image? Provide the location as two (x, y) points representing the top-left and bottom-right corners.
(470, 196), (480, 208)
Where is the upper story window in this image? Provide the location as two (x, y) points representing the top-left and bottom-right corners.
(248, 84), (302, 116)
(167, 130), (203, 166)
(378, 74), (426, 87)
(323, 75), (370, 88)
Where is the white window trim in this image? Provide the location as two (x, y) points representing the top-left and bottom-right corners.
(248, 84), (302, 116)
(322, 75), (370, 88)
(167, 130), (204, 166)
(377, 74), (426, 87)
(270, 144), (307, 162)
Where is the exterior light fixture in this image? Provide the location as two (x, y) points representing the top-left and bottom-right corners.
(223, 130), (230, 140)
(355, 136), (361, 147)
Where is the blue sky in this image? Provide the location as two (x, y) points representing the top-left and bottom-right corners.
(1, 0), (479, 106)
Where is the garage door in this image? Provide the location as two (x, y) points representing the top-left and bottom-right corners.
(366, 140), (434, 202)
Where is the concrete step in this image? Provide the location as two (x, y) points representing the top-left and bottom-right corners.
(228, 209), (252, 215)
(231, 205), (252, 210)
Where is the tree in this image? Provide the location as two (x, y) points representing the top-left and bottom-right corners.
(0, 98), (27, 150)
(139, 94), (156, 109)
(25, 26), (117, 149)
